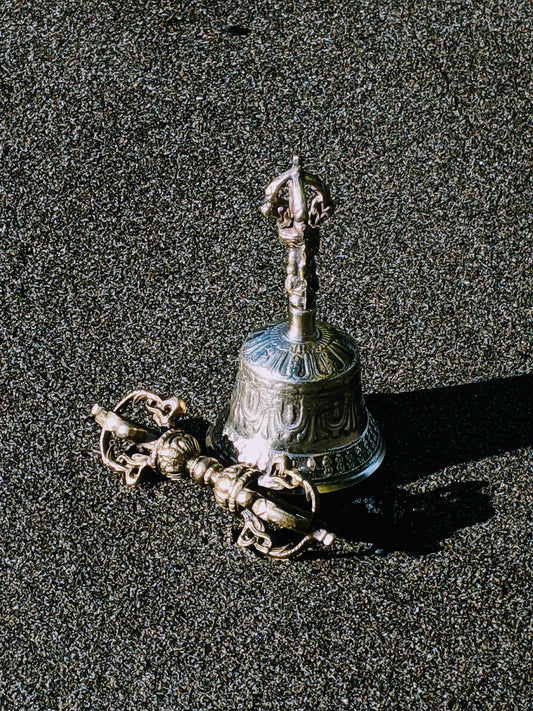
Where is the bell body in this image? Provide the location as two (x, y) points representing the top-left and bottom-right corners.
(208, 321), (385, 492)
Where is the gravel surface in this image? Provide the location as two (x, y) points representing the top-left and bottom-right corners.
(1, 1), (531, 709)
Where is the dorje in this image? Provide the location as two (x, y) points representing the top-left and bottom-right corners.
(92, 391), (334, 559)
(208, 156), (385, 492)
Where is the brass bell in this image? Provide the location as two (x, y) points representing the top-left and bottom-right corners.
(208, 156), (385, 492)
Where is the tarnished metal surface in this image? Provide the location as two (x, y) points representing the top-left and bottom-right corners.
(209, 157), (385, 491)
(92, 391), (334, 559)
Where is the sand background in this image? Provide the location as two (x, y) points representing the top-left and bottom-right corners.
(1, 2), (531, 709)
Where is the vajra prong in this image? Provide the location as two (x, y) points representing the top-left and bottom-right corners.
(91, 391), (335, 559)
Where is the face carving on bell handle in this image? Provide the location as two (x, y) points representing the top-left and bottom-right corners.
(207, 156), (385, 492)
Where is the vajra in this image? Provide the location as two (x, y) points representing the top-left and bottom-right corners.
(91, 391), (335, 559)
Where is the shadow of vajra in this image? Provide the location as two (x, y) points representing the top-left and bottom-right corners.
(319, 373), (532, 556)
(320, 477), (494, 556)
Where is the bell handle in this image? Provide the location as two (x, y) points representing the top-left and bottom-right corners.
(261, 156), (334, 341)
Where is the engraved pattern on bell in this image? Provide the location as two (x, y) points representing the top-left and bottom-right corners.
(227, 322), (364, 449)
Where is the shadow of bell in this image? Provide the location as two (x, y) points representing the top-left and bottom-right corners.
(320, 373), (532, 555)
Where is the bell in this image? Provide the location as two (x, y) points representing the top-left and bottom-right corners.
(208, 156), (385, 492)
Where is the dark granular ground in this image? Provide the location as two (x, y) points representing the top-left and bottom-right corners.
(0, 2), (531, 709)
